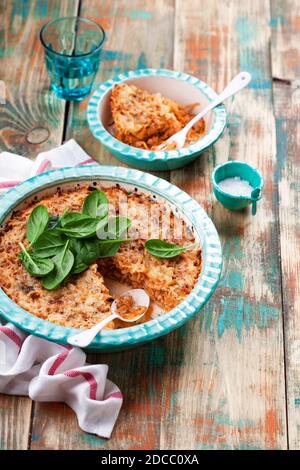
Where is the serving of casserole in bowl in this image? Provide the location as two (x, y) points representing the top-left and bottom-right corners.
(87, 68), (227, 171)
(0, 165), (222, 352)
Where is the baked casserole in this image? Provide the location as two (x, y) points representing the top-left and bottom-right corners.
(0, 185), (201, 329)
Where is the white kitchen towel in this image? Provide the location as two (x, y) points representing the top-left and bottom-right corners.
(0, 139), (95, 194)
(0, 141), (123, 438)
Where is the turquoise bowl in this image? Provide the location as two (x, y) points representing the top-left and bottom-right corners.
(211, 161), (264, 212)
(87, 68), (227, 171)
(0, 166), (222, 352)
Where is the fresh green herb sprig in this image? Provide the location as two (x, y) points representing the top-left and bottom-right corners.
(42, 240), (74, 290)
(144, 239), (197, 259)
(25, 205), (49, 244)
(18, 189), (131, 290)
(19, 189), (197, 289)
(18, 242), (54, 277)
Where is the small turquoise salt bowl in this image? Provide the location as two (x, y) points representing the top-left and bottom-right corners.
(211, 161), (264, 215)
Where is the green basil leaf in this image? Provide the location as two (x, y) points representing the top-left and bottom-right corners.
(70, 237), (129, 273)
(47, 215), (61, 230)
(82, 189), (108, 218)
(18, 243), (54, 277)
(58, 215), (104, 238)
(42, 241), (74, 290)
(26, 205), (49, 244)
(60, 212), (91, 227)
(145, 239), (187, 258)
(32, 229), (67, 258)
(96, 239), (122, 258)
(71, 261), (89, 275)
(69, 238), (100, 274)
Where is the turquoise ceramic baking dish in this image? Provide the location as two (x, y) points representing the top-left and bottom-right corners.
(87, 69), (227, 171)
(0, 166), (222, 352)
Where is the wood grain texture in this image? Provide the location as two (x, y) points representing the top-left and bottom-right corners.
(0, 395), (32, 450)
(0, 0), (79, 450)
(30, 0), (175, 450)
(65, 0), (175, 169)
(1, 0), (299, 450)
(0, 0), (79, 157)
(166, 0), (287, 449)
(271, 0), (300, 450)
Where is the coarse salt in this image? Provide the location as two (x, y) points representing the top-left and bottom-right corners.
(218, 176), (253, 197)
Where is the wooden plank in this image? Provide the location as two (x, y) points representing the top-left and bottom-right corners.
(162, 0), (287, 449)
(0, 0), (79, 450)
(270, 0), (300, 450)
(65, 0), (175, 167)
(0, 395), (32, 450)
(30, 0), (175, 450)
(0, 0), (79, 158)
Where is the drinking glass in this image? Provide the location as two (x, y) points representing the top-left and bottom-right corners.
(40, 17), (105, 101)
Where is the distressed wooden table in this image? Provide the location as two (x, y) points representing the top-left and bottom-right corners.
(0, 0), (299, 450)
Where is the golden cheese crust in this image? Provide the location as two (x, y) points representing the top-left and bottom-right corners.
(110, 83), (205, 150)
(0, 185), (201, 329)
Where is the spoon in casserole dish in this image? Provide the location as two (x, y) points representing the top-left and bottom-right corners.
(67, 289), (150, 348)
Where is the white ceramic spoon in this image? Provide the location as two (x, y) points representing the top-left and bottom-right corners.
(67, 289), (150, 348)
(158, 71), (252, 150)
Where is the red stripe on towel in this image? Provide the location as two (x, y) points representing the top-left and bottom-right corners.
(0, 326), (23, 348)
(48, 351), (69, 375)
(63, 370), (98, 400)
(106, 391), (123, 400)
(0, 180), (21, 188)
(35, 159), (51, 175)
(76, 158), (95, 166)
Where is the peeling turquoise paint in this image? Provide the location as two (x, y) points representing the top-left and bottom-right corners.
(294, 398), (300, 406)
(79, 432), (106, 446)
(236, 18), (271, 94)
(243, 300), (257, 329)
(101, 50), (132, 62)
(220, 270), (244, 290)
(218, 296), (244, 339)
(235, 17), (257, 45)
(101, 66), (123, 75)
(34, 0), (48, 18)
(209, 411), (255, 428)
(201, 297), (280, 338)
(0, 45), (14, 58)
(200, 303), (214, 334)
(249, 80), (272, 90)
(237, 49), (271, 91)
(269, 15), (285, 28)
(149, 342), (165, 366)
(228, 111), (242, 128)
(164, 390), (178, 418)
(125, 10), (153, 20)
(258, 304), (279, 327)
(99, 50), (134, 76)
(197, 443), (263, 450)
(221, 236), (243, 261)
(31, 434), (40, 441)
(275, 117), (287, 181)
(169, 392), (176, 416)
(195, 410), (262, 450)
(160, 56), (166, 68)
(219, 397), (227, 407)
(137, 52), (147, 69)
(12, 0), (31, 19)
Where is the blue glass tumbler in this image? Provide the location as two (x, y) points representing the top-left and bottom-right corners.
(40, 17), (105, 101)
